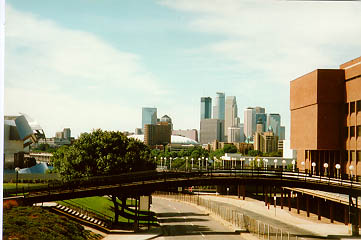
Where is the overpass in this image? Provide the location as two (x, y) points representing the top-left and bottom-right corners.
(8, 168), (361, 204)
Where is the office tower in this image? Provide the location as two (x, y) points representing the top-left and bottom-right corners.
(267, 113), (281, 137)
(227, 127), (241, 143)
(201, 97), (212, 120)
(239, 123), (245, 142)
(160, 115), (173, 130)
(172, 129), (198, 142)
(213, 92), (225, 120)
(55, 131), (63, 139)
(254, 106), (265, 114)
(254, 130), (279, 153)
(225, 96), (239, 139)
(255, 113), (267, 132)
(280, 126), (285, 140)
(200, 119), (224, 144)
(291, 56), (361, 177)
(244, 107), (255, 141)
(142, 107), (157, 129)
(144, 122), (171, 146)
(63, 128), (71, 140)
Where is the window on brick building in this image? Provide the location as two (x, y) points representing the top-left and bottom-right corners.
(357, 100), (361, 113)
(350, 102), (355, 114)
(357, 125), (361, 138)
(350, 126), (355, 137)
(357, 151), (361, 161)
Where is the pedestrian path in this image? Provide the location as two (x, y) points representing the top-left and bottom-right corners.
(200, 195), (351, 238)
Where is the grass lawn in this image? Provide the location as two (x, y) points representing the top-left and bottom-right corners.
(59, 196), (157, 224)
(3, 183), (49, 196)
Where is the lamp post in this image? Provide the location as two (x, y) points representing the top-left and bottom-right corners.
(291, 160), (296, 172)
(198, 158), (201, 170)
(264, 159), (268, 170)
(335, 164), (341, 179)
(282, 160), (286, 170)
(301, 161), (305, 171)
(274, 159), (278, 169)
(160, 157), (163, 169)
(202, 157), (204, 169)
(349, 165), (354, 181)
(164, 157), (167, 170)
(311, 162), (316, 175)
(323, 163), (328, 177)
(170, 157), (172, 170)
(206, 157), (208, 171)
(154, 156), (157, 167)
(15, 167), (20, 196)
(257, 158), (260, 168)
(191, 158), (194, 170)
(186, 157), (188, 171)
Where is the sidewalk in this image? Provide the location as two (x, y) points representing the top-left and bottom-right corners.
(199, 195), (352, 238)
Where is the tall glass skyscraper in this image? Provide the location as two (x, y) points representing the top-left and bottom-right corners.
(213, 92), (225, 120)
(267, 113), (281, 137)
(200, 97), (212, 120)
(142, 107), (157, 129)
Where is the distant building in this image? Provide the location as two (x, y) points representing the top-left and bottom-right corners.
(213, 92), (225, 120)
(144, 122), (171, 146)
(200, 97), (212, 120)
(254, 130), (279, 153)
(225, 96), (239, 140)
(254, 106), (265, 114)
(227, 127), (241, 143)
(255, 113), (267, 132)
(239, 123), (245, 142)
(244, 107), (255, 141)
(63, 128), (71, 140)
(172, 129), (198, 142)
(160, 115), (173, 130)
(142, 107), (157, 129)
(200, 119), (224, 144)
(267, 113), (281, 138)
(280, 126), (285, 140)
(135, 128), (143, 135)
(55, 131), (63, 139)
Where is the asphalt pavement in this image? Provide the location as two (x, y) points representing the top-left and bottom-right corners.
(151, 197), (246, 240)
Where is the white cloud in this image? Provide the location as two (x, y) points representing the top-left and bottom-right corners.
(5, 4), (170, 136)
(160, 0), (361, 84)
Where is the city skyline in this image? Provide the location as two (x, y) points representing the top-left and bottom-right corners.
(3, 1), (361, 138)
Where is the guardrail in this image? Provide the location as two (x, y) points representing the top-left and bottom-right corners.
(156, 192), (299, 240)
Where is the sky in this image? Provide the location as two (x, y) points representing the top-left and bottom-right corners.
(4, 0), (361, 139)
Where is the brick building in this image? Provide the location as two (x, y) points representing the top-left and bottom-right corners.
(290, 56), (361, 179)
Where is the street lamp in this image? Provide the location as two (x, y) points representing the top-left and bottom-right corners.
(191, 158), (194, 170)
(311, 162), (316, 175)
(349, 165), (354, 180)
(160, 157), (163, 168)
(202, 156), (205, 169)
(198, 158), (201, 170)
(15, 167), (20, 196)
(274, 159), (278, 169)
(164, 157), (167, 169)
(291, 160), (296, 172)
(170, 157), (172, 170)
(264, 159), (268, 169)
(335, 164), (341, 179)
(323, 163), (328, 177)
(301, 161), (305, 171)
(282, 160), (286, 170)
(206, 158), (208, 170)
(257, 158), (260, 168)
(186, 157), (188, 171)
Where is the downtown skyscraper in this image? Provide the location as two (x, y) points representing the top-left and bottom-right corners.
(142, 107), (157, 129)
(225, 96), (240, 142)
(213, 92), (225, 120)
(200, 97), (212, 119)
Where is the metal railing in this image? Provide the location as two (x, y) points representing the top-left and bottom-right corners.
(156, 192), (299, 240)
(6, 168), (360, 201)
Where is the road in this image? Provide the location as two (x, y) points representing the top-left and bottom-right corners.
(151, 196), (244, 240)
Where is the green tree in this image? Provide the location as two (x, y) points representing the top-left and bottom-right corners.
(51, 129), (155, 224)
(223, 144), (237, 153)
